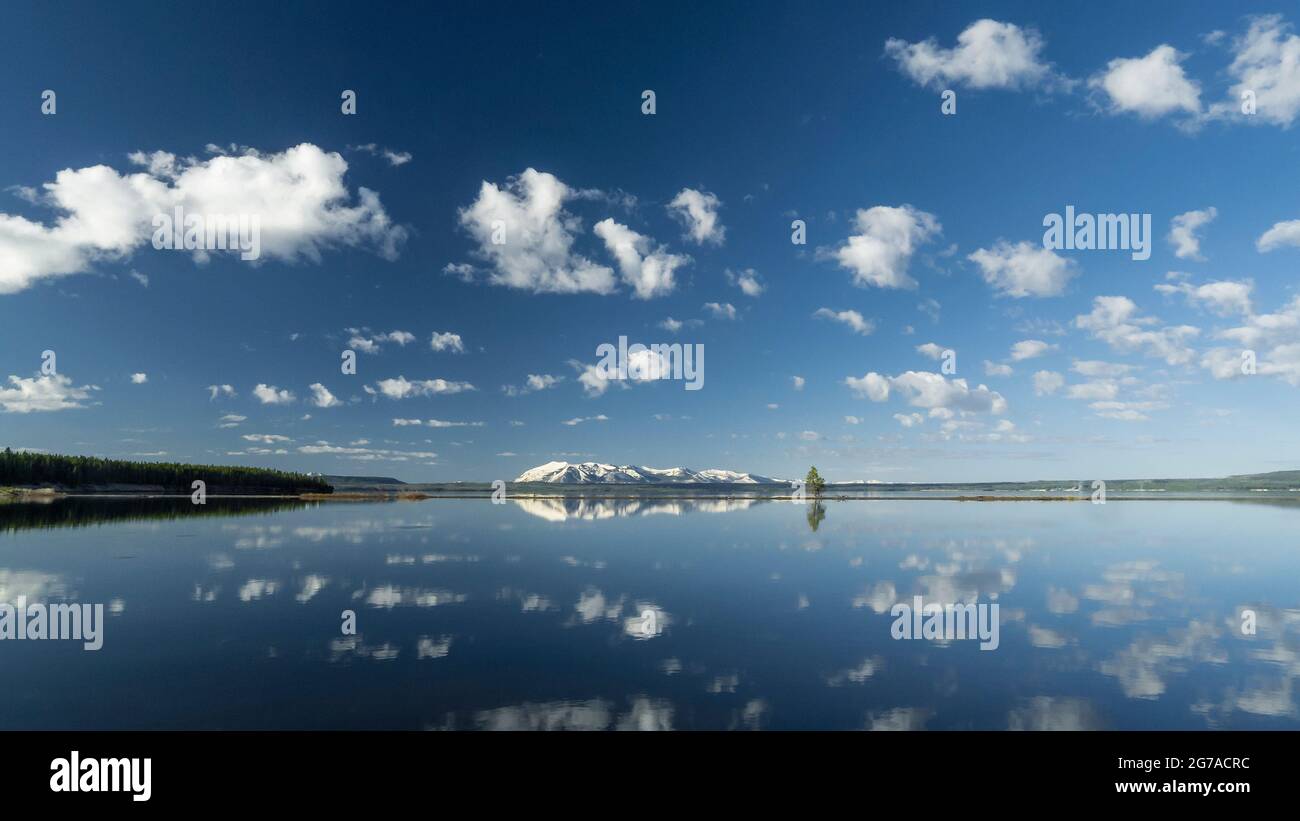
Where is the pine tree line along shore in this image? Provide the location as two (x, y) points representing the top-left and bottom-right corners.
(0, 449), (332, 496)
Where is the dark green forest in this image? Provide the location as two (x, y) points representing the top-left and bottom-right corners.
(0, 449), (332, 493)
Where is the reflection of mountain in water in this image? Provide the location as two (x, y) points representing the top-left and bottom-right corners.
(512, 496), (762, 521)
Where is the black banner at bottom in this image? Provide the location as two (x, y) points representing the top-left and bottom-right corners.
(3, 730), (1282, 808)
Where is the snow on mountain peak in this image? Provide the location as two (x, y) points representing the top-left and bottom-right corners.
(513, 461), (784, 484)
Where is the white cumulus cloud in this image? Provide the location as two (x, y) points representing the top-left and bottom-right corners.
(0, 374), (96, 413)
(1168, 207), (1216, 259)
(1089, 45), (1201, 119)
(1258, 220), (1300, 252)
(969, 240), (1076, 298)
(1212, 15), (1300, 127)
(347, 328), (415, 354)
(1010, 339), (1056, 361)
(727, 268), (765, 297)
(502, 374), (563, 397)
(885, 19), (1054, 90)
(253, 383), (295, 405)
(371, 376), (475, 400)
(1154, 278), (1252, 316)
(593, 218), (688, 299)
(0, 143), (406, 294)
(667, 188), (725, 246)
(309, 383), (342, 408)
(704, 302), (737, 320)
(455, 168), (616, 294)
(915, 342), (947, 359)
(846, 370), (1006, 415)
(1074, 296), (1198, 365)
(831, 205), (939, 290)
(815, 308), (875, 335)
(429, 331), (465, 353)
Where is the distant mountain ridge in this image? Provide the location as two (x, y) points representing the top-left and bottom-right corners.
(324, 467), (1300, 494)
(513, 461), (786, 484)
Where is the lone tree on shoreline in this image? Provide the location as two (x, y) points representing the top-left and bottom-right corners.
(804, 466), (826, 497)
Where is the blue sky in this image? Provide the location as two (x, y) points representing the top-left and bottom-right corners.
(3, 1), (1300, 483)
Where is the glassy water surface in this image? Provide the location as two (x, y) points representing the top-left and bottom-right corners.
(2, 496), (1297, 730)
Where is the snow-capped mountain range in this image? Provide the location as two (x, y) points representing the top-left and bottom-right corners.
(514, 461), (786, 484)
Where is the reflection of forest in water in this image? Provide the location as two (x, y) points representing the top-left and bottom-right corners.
(0, 496), (317, 533)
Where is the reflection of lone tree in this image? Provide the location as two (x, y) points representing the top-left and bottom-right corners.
(805, 500), (826, 532)
(804, 466), (826, 497)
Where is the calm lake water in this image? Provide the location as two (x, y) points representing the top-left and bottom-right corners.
(1, 496), (1297, 730)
